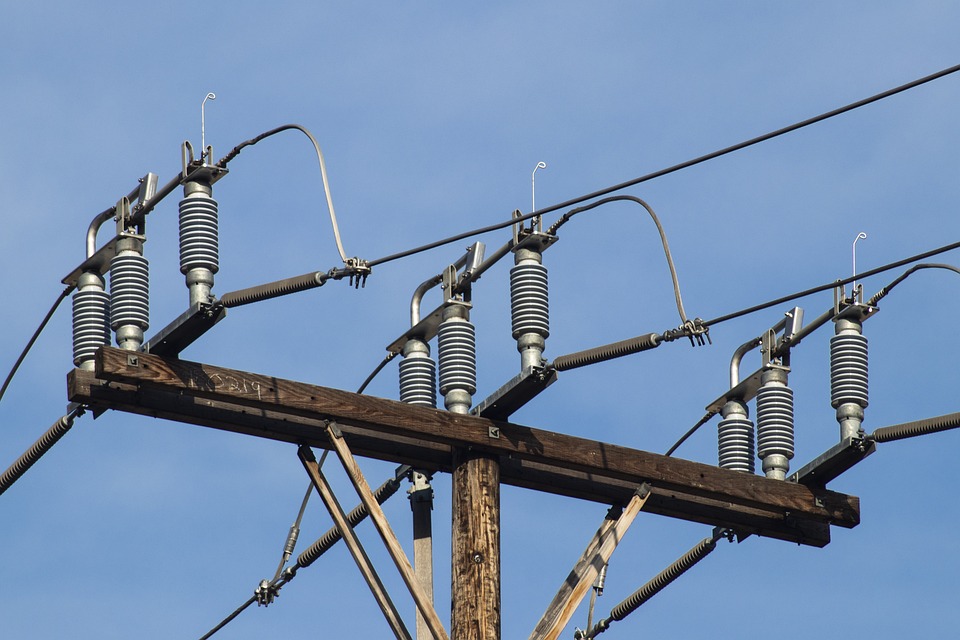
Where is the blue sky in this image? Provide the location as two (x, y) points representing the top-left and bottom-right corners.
(3, 3), (960, 638)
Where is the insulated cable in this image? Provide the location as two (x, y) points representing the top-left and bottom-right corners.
(867, 263), (960, 306)
(0, 284), (75, 408)
(367, 62), (960, 270)
(0, 405), (85, 496)
(547, 195), (689, 325)
(216, 124), (350, 264)
(703, 238), (960, 328)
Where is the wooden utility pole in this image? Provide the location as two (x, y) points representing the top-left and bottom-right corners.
(451, 450), (500, 640)
(68, 346), (863, 639)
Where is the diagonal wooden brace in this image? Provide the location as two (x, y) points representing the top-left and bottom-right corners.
(529, 485), (652, 640)
(298, 445), (412, 640)
(325, 422), (451, 640)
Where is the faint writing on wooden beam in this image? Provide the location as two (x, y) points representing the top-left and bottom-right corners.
(184, 370), (264, 401)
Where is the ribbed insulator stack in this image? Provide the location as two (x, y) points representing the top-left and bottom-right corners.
(756, 368), (794, 480)
(399, 339), (437, 408)
(718, 400), (755, 474)
(438, 306), (476, 414)
(110, 240), (149, 351)
(72, 272), (110, 369)
(510, 247), (549, 371)
(831, 318), (868, 440)
(179, 183), (219, 306)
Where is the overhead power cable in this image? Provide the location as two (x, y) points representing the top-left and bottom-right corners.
(0, 284), (75, 408)
(0, 406), (85, 496)
(368, 62), (960, 269)
(703, 238), (960, 328)
(216, 124), (352, 264)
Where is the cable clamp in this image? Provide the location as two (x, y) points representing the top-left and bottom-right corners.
(255, 579), (279, 607)
(662, 318), (711, 346)
(345, 257), (371, 288)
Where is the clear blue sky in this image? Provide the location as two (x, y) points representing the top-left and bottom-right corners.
(3, 3), (960, 638)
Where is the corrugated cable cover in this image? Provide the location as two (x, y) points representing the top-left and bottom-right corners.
(552, 333), (660, 372)
(219, 271), (328, 308)
(871, 412), (960, 443)
(295, 475), (402, 569)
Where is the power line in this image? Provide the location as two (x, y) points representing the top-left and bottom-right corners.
(368, 62), (960, 269)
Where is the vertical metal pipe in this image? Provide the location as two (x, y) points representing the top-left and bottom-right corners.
(409, 470), (435, 640)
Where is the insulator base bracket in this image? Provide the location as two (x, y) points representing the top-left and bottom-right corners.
(471, 365), (558, 421)
(788, 435), (876, 489)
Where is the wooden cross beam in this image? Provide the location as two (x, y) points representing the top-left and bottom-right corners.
(67, 347), (860, 547)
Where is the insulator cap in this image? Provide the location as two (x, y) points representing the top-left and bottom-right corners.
(438, 319), (477, 396)
(756, 384), (794, 460)
(72, 288), (110, 366)
(179, 193), (220, 275)
(830, 333), (868, 408)
(399, 350), (437, 408)
(718, 401), (755, 474)
(510, 262), (549, 339)
(109, 253), (149, 331)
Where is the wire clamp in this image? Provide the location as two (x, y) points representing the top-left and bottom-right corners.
(254, 579), (279, 607)
(662, 318), (711, 346)
(341, 257), (371, 288)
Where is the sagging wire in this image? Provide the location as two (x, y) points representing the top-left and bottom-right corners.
(547, 195), (690, 327)
(0, 284), (75, 407)
(0, 405), (86, 496)
(215, 124), (359, 268)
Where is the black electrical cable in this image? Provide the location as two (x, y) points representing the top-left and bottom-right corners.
(356, 352), (399, 395)
(367, 62), (960, 270)
(703, 239), (960, 328)
(0, 284), (75, 408)
(663, 411), (717, 458)
(867, 263), (960, 306)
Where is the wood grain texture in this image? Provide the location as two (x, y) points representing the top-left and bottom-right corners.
(66, 347), (861, 546)
(326, 425), (450, 640)
(529, 488), (650, 640)
(451, 451), (500, 640)
(298, 446), (412, 640)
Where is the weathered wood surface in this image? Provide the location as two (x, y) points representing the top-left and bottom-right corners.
(66, 346), (862, 546)
(325, 425), (450, 640)
(529, 487), (650, 640)
(451, 451), (500, 640)
(298, 446), (412, 640)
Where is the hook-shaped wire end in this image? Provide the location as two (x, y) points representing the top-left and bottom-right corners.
(531, 161), (548, 230)
(201, 92), (217, 160)
(852, 231), (868, 297)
